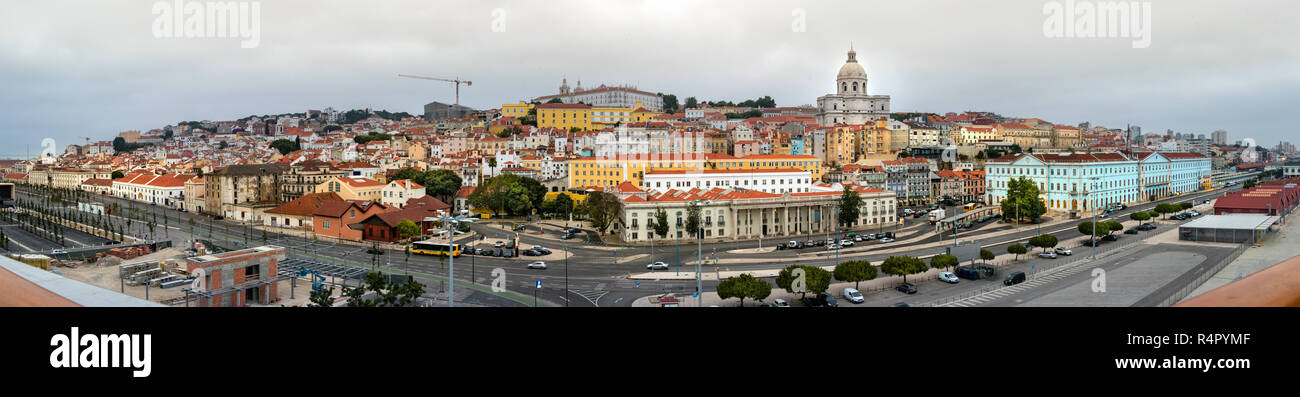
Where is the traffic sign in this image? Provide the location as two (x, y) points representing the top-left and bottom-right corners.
(536, 280), (542, 289)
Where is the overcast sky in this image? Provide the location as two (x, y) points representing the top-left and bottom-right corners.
(2, 0), (1297, 157)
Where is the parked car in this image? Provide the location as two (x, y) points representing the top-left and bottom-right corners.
(955, 266), (981, 280)
(646, 262), (669, 270)
(492, 249), (503, 257)
(803, 292), (838, 307)
(843, 288), (865, 304)
(1124, 229), (1139, 235)
(891, 302), (910, 307)
(827, 244), (840, 251)
(51, 249), (67, 255)
(493, 241), (505, 248)
(1102, 234), (1118, 242)
(503, 250), (514, 258)
(938, 271), (959, 284)
(534, 247), (552, 255)
(1082, 239), (1103, 247)
(776, 243), (786, 250)
(1038, 251), (1058, 259)
(568, 228), (582, 234)
(896, 283), (918, 294)
(819, 292), (839, 307)
(1054, 247), (1072, 256)
(879, 238), (895, 243)
(770, 299), (790, 307)
(527, 261), (547, 269)
(853, 235), (863, 242)
(839, 240), (854, 247)
(366, 247), (385, 255)
(1004, 271), (1026, 286)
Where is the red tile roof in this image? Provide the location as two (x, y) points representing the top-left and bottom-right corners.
(267, 192), (344, 216)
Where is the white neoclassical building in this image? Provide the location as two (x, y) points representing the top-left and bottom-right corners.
(816, 46), (891, 126)
(617, 185), (897, 243)
(642, 169), (817, 194)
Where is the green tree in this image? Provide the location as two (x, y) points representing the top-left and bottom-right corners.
(980, 248), (995, 264)
(837, 186), (863, 229)
(1154, 203), (1178, 219)
(684, 96), (698, 109)
(775, 264), (831, 299)
(930, 254), (959, 271)
(684, 201), (702, 239)
(1179, 202), (1194, 212)
(880, 256), (928, 283)
(833, 260), (878, 289)
(660, 94), (679, 113)
(1028, 234), (1059, 252)
(1001, 176), (1046, 223)
(269, 138), (300, 155)
(653, 207), (670, 239)
(717, 273), (770, 307)
(396, 219), (420, 241)
(1007, 243), (1027, 261)
(308, 287), (335, 307)
(111, 171), (125, 179)
(553, 193), (574, 219)
(1129, 211), (1151, 222)
(1078, 221), (1109, 239)
(585, 191), (622, 234)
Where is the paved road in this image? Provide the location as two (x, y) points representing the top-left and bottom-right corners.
(12, 185), (1238, 307)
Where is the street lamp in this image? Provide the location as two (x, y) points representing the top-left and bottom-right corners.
(427, 213), (476, 307)
(690, 199), (705, 307)
(1087, 176), (1101, 260)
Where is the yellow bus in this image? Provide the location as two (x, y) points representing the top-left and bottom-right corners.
(411, 240), (461, 257)
(963, 203), (980, 213)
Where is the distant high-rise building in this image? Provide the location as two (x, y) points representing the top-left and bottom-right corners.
(1212, 129), (1228, 145)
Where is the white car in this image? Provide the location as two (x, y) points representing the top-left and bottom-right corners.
(879, 238), (895, 243)
(843, 288), (865, 304)
(493, 241), (505, 248)
(938, 271), (959, 284)
(51, 249), (67, 255)
(770, 299), (790, 307)
(646, 261), (669, 270)
(527, 261), (547, 269)
(827, 244), (841, 251)
(1038, 251), (1058, 259)
(840, 240), (854, 247)
(1054, 247), (1073, 256)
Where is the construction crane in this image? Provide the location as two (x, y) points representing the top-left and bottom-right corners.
(397, 74), (472, 105)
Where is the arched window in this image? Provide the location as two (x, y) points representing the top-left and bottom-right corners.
(852, 82), (858, 92)
(842, 83), (847, 92)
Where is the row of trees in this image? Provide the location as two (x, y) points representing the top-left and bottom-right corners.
(308, 271), (426, 307)
(715, 254), (966, 306)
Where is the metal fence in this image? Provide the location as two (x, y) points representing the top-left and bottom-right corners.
(1155, 242), (1249, 307)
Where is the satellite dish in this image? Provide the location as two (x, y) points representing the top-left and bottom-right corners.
(192, 268), (206, 292)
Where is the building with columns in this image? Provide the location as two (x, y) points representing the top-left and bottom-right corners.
(617, 184), (896, 243)
(816, 46), (891, 126)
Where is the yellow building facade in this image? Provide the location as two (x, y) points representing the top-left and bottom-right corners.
(568, 154), (823, 189)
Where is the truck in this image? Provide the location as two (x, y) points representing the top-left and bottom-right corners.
(926, 209), (947, 224)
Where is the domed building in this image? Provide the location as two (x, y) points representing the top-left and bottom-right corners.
(816, 46), (891, 126)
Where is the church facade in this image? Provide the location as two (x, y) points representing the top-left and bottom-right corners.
(816, 46), (891, 126)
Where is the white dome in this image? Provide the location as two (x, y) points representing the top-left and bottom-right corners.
(837, 48), (867, 80)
